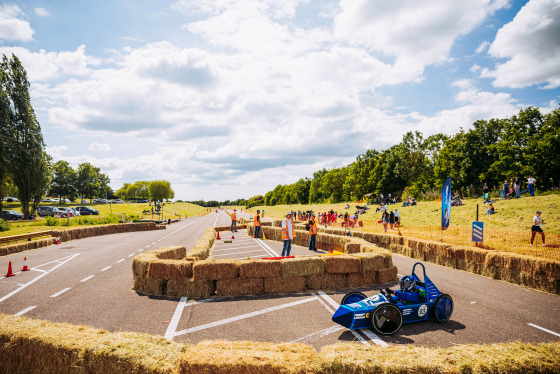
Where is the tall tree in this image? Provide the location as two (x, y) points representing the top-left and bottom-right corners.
(0, 54), (46, 218)
(30, 152), (52, 214)
(50, 160), (77, 204)
(148, 180), (174, 201)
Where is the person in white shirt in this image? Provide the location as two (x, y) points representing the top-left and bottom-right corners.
(393, 209), (400, 226)
(530, 211), (546, 246)
(281, 212), (294, 256)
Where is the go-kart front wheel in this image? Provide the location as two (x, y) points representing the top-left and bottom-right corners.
(341, 291), (367, 305)
(370, 303), (403, 335)
(432, 294), (454, 322)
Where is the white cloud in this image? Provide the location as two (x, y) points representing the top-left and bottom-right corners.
(0, 45), (97, 81)
(34, 8), (50, 17)
(88, 143), (110, 151)
(0, 4), (34, 41)
(333, 0), (510, 81)
(482, 0), (560, 88)
(476, 41), (490, 53)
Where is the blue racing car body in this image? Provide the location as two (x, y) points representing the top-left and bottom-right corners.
(332, 262), (453, 335)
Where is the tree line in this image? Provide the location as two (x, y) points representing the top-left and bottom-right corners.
(115, 180), (175, 202)
(260, 106), (560, 206)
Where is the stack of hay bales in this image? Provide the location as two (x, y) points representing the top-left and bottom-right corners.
(186, 227), (216, 260)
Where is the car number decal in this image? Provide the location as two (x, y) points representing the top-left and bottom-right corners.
(418, 304), (428, 317)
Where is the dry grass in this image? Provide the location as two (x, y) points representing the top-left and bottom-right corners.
(0, 313), (186, 374)
(264, 276), (306, 293)
(239, 259), (283, 279)
(282, 256), (325, 277)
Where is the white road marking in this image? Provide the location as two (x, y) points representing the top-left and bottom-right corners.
(101, 266), (112, 272)
(15, 306), (37, 316)
(128, 254), (135, 257)
(255, 238), (279, 257)
(138, 249), (144, 253)
(165, 297), (188, 341)
(31, 268), (47, 273)
(0, 253), (80, 304)
(213, 213), (219, 227)
(80, 275), (95, 282)
(174, 296), (319, 337)
(318, 291), (387, 347)
(116, 259), (125, 264)
(50, 287), (71, 298)
(528, 323), (560, 338)
(290, 325), (346, 343)
(151, 242), (157, 245)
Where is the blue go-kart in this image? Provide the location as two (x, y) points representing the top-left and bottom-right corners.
(332, 262), (453, 335)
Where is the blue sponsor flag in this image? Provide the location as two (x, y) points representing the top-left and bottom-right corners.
(442, 177), (452, 230)
(472, 221), (484, 243)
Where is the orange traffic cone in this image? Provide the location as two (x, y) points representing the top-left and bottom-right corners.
(216, 231), (221, 240)
(21, 257), (30, 271)
(231, 234), (235, 239)
(54, 236), (61, 244)
(5, 261), (15, 277)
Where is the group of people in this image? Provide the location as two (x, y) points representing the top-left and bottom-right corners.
(380, 209), (400, 232)
(280, 210), (319, 256)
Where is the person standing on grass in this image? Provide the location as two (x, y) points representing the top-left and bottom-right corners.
(502, 179), (509, 199)
(253, 210), (261, 239)
(230, 209), (238, 232)
(514, 177), (521, 198)
(530, 211), (546, 247)
(281, 212), (294, 256)
(308, 213), (317, 252)
(382, 211), (389, 233)
(527, 176), (536, 196)
(389, 210), (395, 229)
(394, 209), (400, 226)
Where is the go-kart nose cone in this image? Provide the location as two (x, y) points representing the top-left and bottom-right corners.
(332, 305), (355, 329)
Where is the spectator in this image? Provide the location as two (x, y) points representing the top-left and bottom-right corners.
(382, 211), (389, 233)
(281, 212), (294, 256)
(502, 179), (509, 199)
(389, 211), (395, 229)
(530, 211), (546, 247)
(486, 202), (495, 215)
(527, 176), (536, 197)
(482, 182), (489, 201)
(514, 177), (521, 198)
(393, 209), (400, 226)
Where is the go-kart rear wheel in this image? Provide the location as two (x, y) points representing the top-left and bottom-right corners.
(432, 293), (454, 322)
(341, 292), (367, 305)
(370, 303), (402, 335)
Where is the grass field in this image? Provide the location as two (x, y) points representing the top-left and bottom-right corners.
(0, 202), (209, 238)
(245, 194), (560, 260)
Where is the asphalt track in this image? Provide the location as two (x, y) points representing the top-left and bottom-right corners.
(0, 210), (559, 351)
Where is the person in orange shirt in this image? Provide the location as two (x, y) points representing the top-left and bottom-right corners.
(281, 212), (294, 256)
(253, 210), (261, 238)
(308, 213), (317, 251)
(230, 209), (238, 232)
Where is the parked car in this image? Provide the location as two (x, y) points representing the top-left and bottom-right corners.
(4, 197), (19, 202)
(37, 206), (57, 217)
(74, 206), (100, 215)
(114, 199), (124, 204)
(58, 207), (79, 217)
(1, 210), (24, 220)
(42, 198), (55, 203)
(93, 199), (108, 204)
(137, 199), (149, 203)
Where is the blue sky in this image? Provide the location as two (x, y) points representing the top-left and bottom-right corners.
(1, 0), (559, 201)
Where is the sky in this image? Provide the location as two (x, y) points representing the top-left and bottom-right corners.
(1, 0), (559, 201)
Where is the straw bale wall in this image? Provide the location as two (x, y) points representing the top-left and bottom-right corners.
(2, 312), (559, 374)
(0, 222), (160, 257)
(133, 225), (396, 298)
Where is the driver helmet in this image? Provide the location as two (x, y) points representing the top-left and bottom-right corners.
(398, 275), (415, 292)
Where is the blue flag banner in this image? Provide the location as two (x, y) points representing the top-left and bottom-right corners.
(472, 221), (484, 242)
(442, 177), (452, 230)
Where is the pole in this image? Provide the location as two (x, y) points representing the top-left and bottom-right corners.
(476, 204), (479, 222)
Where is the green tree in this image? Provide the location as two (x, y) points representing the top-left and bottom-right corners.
(148, 180), (174, 201)
(30, 152), (52, 214)
(133, 181), (150, 199)
(76, 163), (110, 202)
(1, 54), (46, 218)
(50, 160), (77, 203)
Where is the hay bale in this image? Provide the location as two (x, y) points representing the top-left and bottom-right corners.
(177, 340), (317, 374)
(264, 277), (306, 293)
(239, 260), (283, 279)
(193, 260), (238, 281)
(167, 279), (216, 298)
(376, 266), (397, 285)
(349, 252), (388, 273)
(324, 256), (361, 274)
(347, 271), (376, 288)
(306, 273), (348, 290)
(155, 246), (187, 260)
(133, 277), (164, 295)
(282, 257), (325, 277)
(147, 260), (193, 280)
(216, 277), (264, 297)
(344, 243), (361, 254)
